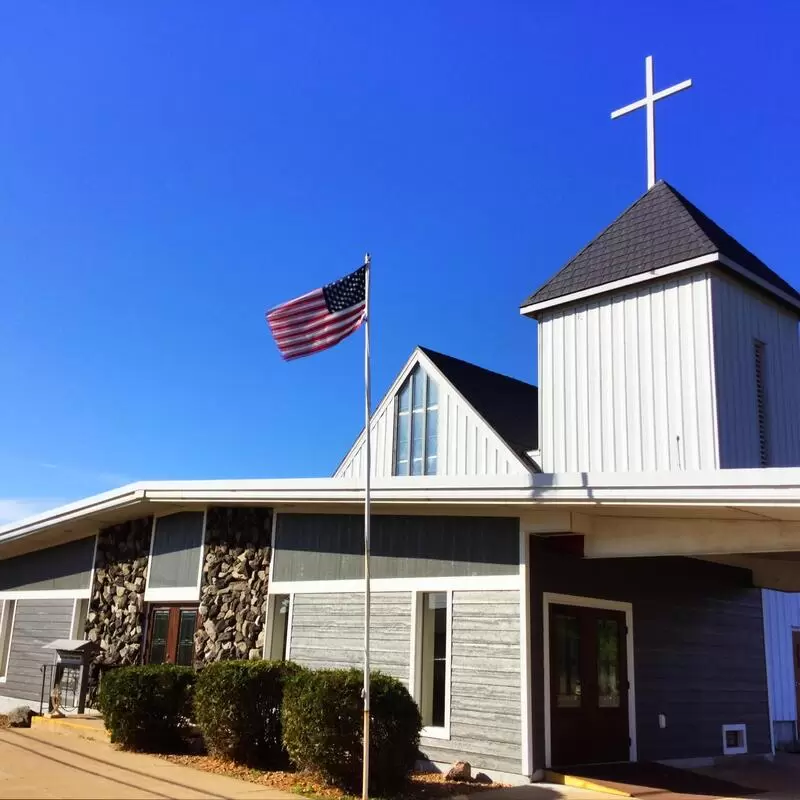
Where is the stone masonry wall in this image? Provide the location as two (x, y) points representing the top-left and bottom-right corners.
(195, 506), (272, 664)
(86, 516), (153, 666)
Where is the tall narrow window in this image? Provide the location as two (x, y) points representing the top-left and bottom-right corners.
(269, 595), (291, 660)
(418, 592), (448, 729)
(394, 366), (439, 476)
(0, 600), (16, 679)
(754, 340), (768, 467)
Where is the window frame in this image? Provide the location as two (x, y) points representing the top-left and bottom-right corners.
(0, 599), (17, 682)
(393, 365), (439, 476)
(411, 590), (452, 740)
(144, 509), (208, 603)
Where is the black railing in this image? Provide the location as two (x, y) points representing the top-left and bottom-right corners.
(39, 663), (82, 716)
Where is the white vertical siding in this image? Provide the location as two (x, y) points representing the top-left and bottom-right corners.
(335, 371), (530, 479)
(762, 589), (800, 725)
(711, 276), (800, 468)
(538, 273), (718, 473)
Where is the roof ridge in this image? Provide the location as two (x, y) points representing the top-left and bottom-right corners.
(418, 346), (536, 389)
(519, 182), (669, 309)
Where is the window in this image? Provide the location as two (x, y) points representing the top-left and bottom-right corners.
(754, 340), (768, 467)
(145, 511), (206, 602)
(268, 595), (291, 660)
(394, 365), (438, 476)
(554, 612), (581, 708)
(417, 592), (449, 732)
(0, 600), (16, 679)
(71, 598), (90, 640)
(146, 606), (198, 666)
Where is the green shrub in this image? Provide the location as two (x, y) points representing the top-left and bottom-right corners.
(282, 668), (421, 794)
(194, 660), (301, 766)
(98, 664), (196, 752)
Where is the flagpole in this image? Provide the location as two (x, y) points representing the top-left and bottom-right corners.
(361, 252), (372, 800)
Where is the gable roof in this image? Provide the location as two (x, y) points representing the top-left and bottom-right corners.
(521, 181), (800, 311)
(418, 347), (538, 458)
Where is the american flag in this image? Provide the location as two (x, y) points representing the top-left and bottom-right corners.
(266, 264), (367, 360)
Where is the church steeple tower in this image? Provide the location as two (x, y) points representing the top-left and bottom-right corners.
(520, 182), (800, 473)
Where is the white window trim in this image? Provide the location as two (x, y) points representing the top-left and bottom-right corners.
(264, 592), (292, 661)
(269, 574), (519, 596)
(410, 589), (452, 741)
(143, 508), (207, 603)
(0, 598), (18, 683)
(542, 592), (637, 769)
(393, 365), (439, 477)
(722, 723), (748, 756)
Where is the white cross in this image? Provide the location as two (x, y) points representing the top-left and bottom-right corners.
(611, 55), (692, 190)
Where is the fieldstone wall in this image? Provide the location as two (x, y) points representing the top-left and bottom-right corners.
(195, 506), (273, 665)
(86, 516), (152, 666)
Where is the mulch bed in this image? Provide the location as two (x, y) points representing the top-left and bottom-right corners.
(161, 754), (507, 799)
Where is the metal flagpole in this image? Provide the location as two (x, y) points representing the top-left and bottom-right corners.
(361, 252), (372, 800)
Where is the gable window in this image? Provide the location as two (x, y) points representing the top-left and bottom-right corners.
(394, 365), (439, 476)
(754, 340), (768, 467)
(0, 599), (16, 680)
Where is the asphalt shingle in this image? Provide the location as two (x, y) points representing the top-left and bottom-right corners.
(522, 181), (800, 308)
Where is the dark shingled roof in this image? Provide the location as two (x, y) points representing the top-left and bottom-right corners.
(419, 347), (538, 460)
(522, 180), (800, 309)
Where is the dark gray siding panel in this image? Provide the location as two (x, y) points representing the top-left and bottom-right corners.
(3, 599), (73, 702)
(419, 590), (521, 775)
(290, 592), (411, 684)
(149, 512), (204, 589)
(529, 541), (771, 767)
(0, 537), (95, 592)
(274, 514), (519, 581)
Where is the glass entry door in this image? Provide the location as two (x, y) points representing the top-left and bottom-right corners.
(146, 605), (198, 666)
(549, 603), (629, 767)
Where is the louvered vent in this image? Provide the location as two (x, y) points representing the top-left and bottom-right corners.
(754, 340), (768, 467)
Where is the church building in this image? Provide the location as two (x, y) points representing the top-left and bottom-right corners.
(3, 53), (800, 780)
(2, 175), (800, 782)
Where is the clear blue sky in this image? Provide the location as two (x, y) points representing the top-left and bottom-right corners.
(1, 1), (798, 520)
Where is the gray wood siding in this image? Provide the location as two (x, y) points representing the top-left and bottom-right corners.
(274, 514), (519, 582)
(2, 599), (74, 702)
(419, 590), (521, 775)
(290, 593), (411, 685)
(712, 275), (800, 468)
(0, 536), (95, 593)
(530, 540), (771, 767)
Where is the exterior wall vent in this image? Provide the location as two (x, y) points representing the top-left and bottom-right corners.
(722, 723), (748, 756)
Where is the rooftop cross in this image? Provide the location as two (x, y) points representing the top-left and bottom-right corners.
(611, 55), (692, 190)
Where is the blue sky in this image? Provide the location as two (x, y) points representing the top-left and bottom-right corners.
(1, 2), (798, 521)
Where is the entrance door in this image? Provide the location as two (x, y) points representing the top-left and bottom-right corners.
(146, 606), (198, 666)
(549, 603), (629, 766)
(793, 630), (800, 733)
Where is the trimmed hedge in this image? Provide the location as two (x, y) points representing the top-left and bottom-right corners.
(98, 664), (196, 752)
(194, 660), (300, 766)
(282, 668), (421, 794)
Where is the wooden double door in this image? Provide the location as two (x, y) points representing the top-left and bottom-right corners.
(146, 605), (199, 666)
(549, 603), (630, 767)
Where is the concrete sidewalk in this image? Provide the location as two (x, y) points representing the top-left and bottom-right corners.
(0, 727), (295, 799)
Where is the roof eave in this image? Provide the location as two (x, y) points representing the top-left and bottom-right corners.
(520, 252), (800, 317)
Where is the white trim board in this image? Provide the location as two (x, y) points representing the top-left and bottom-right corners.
(0, 589), (90, 600)
(542, 592), (637, 768)
(520, 253), (800, 316)
(519, 529), (533, 777)
(269, 574), (521, 595)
